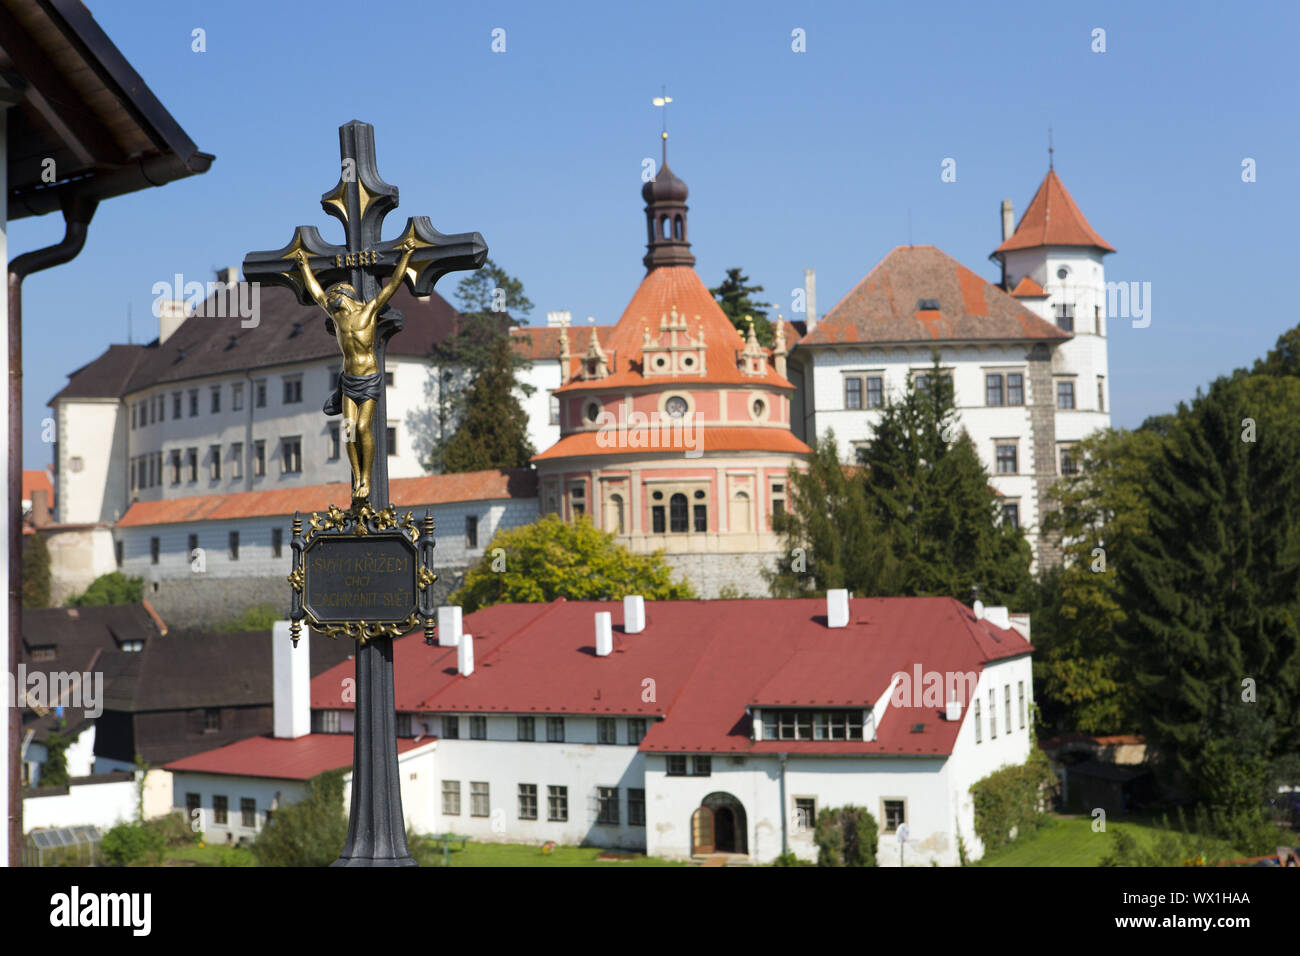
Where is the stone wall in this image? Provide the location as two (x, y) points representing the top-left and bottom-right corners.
(1027, 343), (1063, 568)
(663, 551), (781, 599)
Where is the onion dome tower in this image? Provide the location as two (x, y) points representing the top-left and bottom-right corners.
(642, 131), (695, 272)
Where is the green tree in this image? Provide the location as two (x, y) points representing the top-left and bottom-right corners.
(813, 805), (878, 866)
(435, 332), (536, 472)
(1117, 374), (1300, 817)
(21, 530), (51, 608)
(710, 267), (774, 347)
(68, 571), (143, 606)
(1251, 321), (1300, 378)
(450, 513), (695, 613)
(40, 729), (70, 788)
(252, 769), (348, 867)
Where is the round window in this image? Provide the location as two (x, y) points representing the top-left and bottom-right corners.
(665, 396), (688, 418)
(1056, 267), (1069, 280)
(584, 402), (600, 422)
(693, 490), (705, 499)
(752, 398), (766, 418)
(655, 355), (668, 369)
(683, 355), (694, 367)
(652, 491), (664, 501)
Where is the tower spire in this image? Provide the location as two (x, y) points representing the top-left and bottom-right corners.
(653, 87), (672, 169)
(1048, 126), (1054, 170)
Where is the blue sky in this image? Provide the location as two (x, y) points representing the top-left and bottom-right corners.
(15, 0), (1296, 468)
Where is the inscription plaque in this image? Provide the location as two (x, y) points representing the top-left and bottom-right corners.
(303, 535), (418, 623)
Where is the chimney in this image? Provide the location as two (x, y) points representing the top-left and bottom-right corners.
(158, 299), (188, 345)
(30, 488), (52, 527)
(804, 267), (817, 333)
(827, 588), (849, 628)
(271, 621), (310, 739)
(219, 266), (239, 287)
(623, 595), (645, 634)
(945, 698), (963, 721)
(437, 605), (462, 647)
(983, 606), (1011, 630)
(457, 631), (475, 677)
(1000, 199), (1014, 241)
(595, 611), (613, 656)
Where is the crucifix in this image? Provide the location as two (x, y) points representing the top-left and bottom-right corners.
(243, 120), (486, 867)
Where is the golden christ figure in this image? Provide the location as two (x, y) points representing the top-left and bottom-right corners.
(293, 237), (417, 501)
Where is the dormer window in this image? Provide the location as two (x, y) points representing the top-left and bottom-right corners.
(917, 298), (940, 311)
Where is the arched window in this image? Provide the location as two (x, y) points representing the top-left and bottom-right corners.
(673, 215), (683, 239)
(606, 493), (625, 535)
(669, 493), (688, 533)
(661, 216), (671, 239)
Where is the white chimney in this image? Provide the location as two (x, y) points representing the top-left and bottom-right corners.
(158, 299), (189, 345)
(272, 622), (310, 739)
(623, 595), (645, 634)
(1000, 199), (1014, 241)
(973, 599), (985, 619)
(595, 612), (613, 657)
(457, 632), (475, 677)
(546, 310), (572, 328)
(804, 267), (817, 333)
(945, 698), (963, 721)
(827, 588), (849, 628)
(983, 606), (1011, 630)
(1008, 613), (1031, 640)
(437, 605), (463, 647)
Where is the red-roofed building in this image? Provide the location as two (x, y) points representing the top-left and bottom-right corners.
(285, 593), (1034, 864)
(531, 144), (811, 596)
(791, 166), (1116, 568)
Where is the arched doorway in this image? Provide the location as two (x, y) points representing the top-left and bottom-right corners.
(691, 792), (748, 855)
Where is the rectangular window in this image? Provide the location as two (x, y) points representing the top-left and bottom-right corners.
(986, 373), (1004, 406)
(232, 442), (243, 480)
(330, 366), (341, 391)
(187, 447), (198, 482)
(974, 698), (982, 744)
(114, 541), (123, 569)
(209, 444), (221, 480)
(205, 708), (221, 732)
(546, 716), (565, 742)
(1002, 502), (1020, 529)
(866, 376), (884, 408)
(329, 423), (340, 460)
(597, 718), (617, 745)
(549, 394), (560, 425)
(1055, 303), (1074, 332)
(130, 404), (136, 430)
(1019, 681), (1026, 729)
(147, 399), (155, 425)
(282, 437), (302, 474)
(666, 755), (687, 776)
(443, 716), (459, 739)
(596, 787), (619, 825)
(272, 528), (283, 559)
(795, 797), (816, 832)
(241, 797), (256, 828)
(771, 482), (786, 520)
(628, 789), (646, 827)
(1060, 445), (1078, 475)
(228, 531), (239, 561)
(465, 515), (478, 549)
(517, 716), (535, 741)
(213, 795), (228, 825)
(312, 709), (341, 734)
(470, 715), (486, 740)
(883, 800), (905, 832)
(1096, 304), (1104, 336)
(385, 370), (394, 387)
(996, 443), (1018, 474)
(626, 718), (646, 745)
(692, 756), (712, 776)
(150, 537), (160, 565)
(1097, 376), (1106, 412)
(185, 792), (200, 820)
(989, 690), (998, 738)
(470, 782), (489, 817)
(254, 380), (267, 408)
(1057, 381), (1076, 410)
(188, 388), (199, 417)
(547, 785), (568, 822)
(386, 425), (397, 456)
(210, 386), (221, 414)
(283, 377), (303, 404)
(1005, 684), (1013, 735)
(232, 382), (244, 412)
(1006, 373), (1024, 406)
(844, 377), (862, 410)
(188, 533), (198, 556)
(518, 784), (538, 820)
(442, 780), (461, 816)
(693, 503), (707, 532)
(651, 505), (665, 534)
(254, 440), (265, 477)
(395, 713), (412, 737)
(172, 392), (182, 419)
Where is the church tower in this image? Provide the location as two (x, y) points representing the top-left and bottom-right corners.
(642, 139), (695, 272)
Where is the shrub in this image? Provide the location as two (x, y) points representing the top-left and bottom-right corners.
(22, 531), (51, 608)
(101, 821), (166, 866)
(814, 805), (878, 867)
(970, 749), (1057, 852)
(252, 770), (347, 867)
(218, 603), (282, 631)
(144, 812), (199, 848)
(68, 572), (143, 606)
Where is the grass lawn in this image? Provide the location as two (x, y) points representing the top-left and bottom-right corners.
(975, 813), (1243, 867)
(159, 843), (258, 867)
(411, 839), (691, 867)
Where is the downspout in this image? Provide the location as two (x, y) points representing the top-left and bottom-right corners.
(779, 752), (789, 857)
(8, 194), (98, 864)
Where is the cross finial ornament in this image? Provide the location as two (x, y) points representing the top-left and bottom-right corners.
(653, 87), (672, 167)
(243, 120), (487, 506)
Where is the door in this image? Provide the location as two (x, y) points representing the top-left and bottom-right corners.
(691, 806), (715, 854)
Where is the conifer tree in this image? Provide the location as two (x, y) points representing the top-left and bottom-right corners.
(436, 332), (536, 473)
(710, 268), (775, 346)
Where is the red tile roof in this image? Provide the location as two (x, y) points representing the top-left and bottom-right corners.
(555, 265), (793, 391)
(531, 426), (811, 462)
(310, 596), (1032, 756)
(22, 469), (53, 501)
(993, 169), (1115, 255)
(116, 468), (537, 527)
(511, 325), (615, 361)
(1009, 276), (1048, 298)
(164, 733), (432, 780)
(801, 246), (1069, 347)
